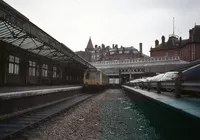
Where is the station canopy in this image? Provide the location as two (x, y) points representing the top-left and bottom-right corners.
(0, 1), (95, 69)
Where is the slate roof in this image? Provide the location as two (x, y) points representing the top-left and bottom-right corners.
(151, 25), (200, 52)
(86, 37), (94, 50)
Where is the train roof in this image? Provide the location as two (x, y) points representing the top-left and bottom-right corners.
(85, 68), (102, 72)
(85, 68), (108, 75)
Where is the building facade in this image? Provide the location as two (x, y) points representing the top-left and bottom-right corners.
(76, 37), (147, 62)
(150, 25), (200, 62)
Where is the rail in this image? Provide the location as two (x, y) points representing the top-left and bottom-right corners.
(0, 94), (93, 139)
(126, 80), (200, 98)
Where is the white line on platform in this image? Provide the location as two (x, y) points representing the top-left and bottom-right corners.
(0, 86), (82, 99)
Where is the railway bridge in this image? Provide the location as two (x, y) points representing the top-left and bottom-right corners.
(92, 56), (189, 83)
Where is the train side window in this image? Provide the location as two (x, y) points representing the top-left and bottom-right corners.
(8, 55), (20, 75)
(86, 72), (89, 79)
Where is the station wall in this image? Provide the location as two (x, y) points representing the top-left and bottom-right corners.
(0, 41), (84, 86)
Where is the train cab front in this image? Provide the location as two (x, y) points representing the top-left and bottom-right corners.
(83, 69), (103, 93)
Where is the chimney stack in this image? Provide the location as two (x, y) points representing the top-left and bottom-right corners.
(139, 43), (143, 55)
(161, 36), (165, 44)
(179, 37), (182, 45)
(189, 29), (192, 40)
(155, 40), (159, 47)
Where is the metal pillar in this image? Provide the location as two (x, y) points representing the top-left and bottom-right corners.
(1, 43), (6, 85)
(0, 43), (3, 85)
(175, 71), (182, 98)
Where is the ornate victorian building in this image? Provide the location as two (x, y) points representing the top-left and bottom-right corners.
(150, 25), (200, 62)
(76, 37), (147, 62)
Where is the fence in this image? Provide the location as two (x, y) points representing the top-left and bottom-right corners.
(126, 80), (200, 98)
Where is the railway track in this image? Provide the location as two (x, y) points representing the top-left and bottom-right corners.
(0, 93), (94, 140)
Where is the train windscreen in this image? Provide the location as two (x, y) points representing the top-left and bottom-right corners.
(85, 71), (100, 80)
(96, 71), (100, 80)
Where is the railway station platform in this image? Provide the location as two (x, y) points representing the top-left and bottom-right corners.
(0, 85), (82, 120)
(123, 85), (200, 119)
(122, 85), (200, 140)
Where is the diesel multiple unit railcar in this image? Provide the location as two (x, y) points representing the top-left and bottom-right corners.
(83, 69), (109, 91)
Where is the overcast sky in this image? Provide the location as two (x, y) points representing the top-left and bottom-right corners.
(4, 0), (200, 55)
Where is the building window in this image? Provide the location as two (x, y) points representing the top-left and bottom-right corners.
(53, 66), (57, 78)
(8, 55), (20, 74)
(42, 64), (48, 77)
(110, 51), (114, 55)
(125, 50), (129, 54)
(29, 61), (36, 76)
(92, 55), (95, 60)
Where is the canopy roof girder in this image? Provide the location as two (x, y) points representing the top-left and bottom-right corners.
(0, 1), (95, 69)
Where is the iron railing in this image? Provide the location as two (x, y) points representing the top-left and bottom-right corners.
(126, 80), (200, 98)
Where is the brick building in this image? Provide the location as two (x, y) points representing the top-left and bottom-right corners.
(76, 37), (147, 62)
(150, 25), (200, 62)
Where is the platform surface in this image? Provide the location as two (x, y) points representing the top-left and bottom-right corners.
(123, 85), (200, 119)
(0, 85), (82, 99)
(0, 85), (80, 93)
